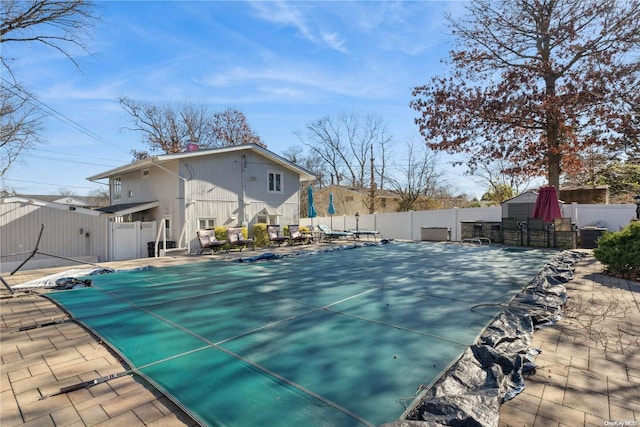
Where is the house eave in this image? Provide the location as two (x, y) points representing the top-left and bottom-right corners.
(86, 144), (316, 182)
(96, 201), (160, 216)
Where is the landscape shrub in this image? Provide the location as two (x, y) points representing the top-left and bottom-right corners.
(593, 221), (640, 281)
(252, 223), (269, 247)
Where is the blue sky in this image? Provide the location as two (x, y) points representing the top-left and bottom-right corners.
(2, 0), (488, 198)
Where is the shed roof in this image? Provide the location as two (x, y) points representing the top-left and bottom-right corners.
(502, 190), (539, 204)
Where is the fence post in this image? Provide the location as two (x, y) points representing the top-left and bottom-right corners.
(410, 210), (415, 240)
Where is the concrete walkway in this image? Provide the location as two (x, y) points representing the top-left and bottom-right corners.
(1, 246), (638, 426)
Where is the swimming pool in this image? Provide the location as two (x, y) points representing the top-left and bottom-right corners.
(46, 241), (557, 426)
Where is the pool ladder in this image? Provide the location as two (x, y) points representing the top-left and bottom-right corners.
(461, 237), (492, 245)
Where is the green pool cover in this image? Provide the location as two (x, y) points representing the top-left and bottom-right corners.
(46, 241), (556, 426)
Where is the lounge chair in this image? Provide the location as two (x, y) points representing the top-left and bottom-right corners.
(226, 227), (255, 251)
(267, 225), (288, 247)
(197, 229), (226, 254)
(288, 224), (313, 245)
(316, 224), (355, 241)
(346, 229), (381, 240)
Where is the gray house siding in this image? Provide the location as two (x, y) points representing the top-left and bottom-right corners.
(242, 150), (301, 225)
(180, 150), (303, 252)
(0, 199), (109, 273)
(181, 151), (243, 228)
(111, 162), (183, 241)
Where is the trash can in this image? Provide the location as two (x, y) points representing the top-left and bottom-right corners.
(580, 228), (606, 249)
(147, 241), (176, 257)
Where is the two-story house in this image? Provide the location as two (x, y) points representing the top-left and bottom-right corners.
(88, 144), (315, 256)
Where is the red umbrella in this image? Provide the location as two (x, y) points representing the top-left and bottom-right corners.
(532, 186), (562, 222)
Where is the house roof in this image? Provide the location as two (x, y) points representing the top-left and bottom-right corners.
(87, 144), (316, 182)
(96, 201), (159, 216)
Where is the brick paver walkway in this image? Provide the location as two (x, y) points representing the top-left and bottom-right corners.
(499, 255), (640, 427)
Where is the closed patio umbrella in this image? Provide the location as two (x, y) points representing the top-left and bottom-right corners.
(327, 191), (336, 229)
(307, 185), (317, 226)
(532, 186), (562, 222)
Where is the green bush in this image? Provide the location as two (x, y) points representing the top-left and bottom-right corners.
(213, 226), (228, 242)
(252, 223), (269, 247)
(593, 221), (640, 280)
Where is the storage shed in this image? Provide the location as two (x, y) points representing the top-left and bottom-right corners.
(501, 191), (539, 221)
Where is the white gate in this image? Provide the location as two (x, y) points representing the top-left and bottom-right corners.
(111, 221), (157, 261)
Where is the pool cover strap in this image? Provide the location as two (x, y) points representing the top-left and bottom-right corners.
(40, 371), (130, 400)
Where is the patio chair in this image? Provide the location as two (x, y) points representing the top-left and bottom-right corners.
(527, 217), (549, 247)
(501, 217), (524, 246)
(553, 217), (577, 248)
(267, 225), (288, 247)
(288, 224), (313, 245)
(226, 227), (255, 251)
(553, 217), (573, 232)
(197, 229), (226, 254)
(316, 224), (355, 241)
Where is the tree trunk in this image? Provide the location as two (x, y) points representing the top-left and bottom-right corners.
(546, 113), (562, 191)
(545, 76), (561, 191)
(547, 151), (561, 191)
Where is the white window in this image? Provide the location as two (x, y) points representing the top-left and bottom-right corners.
(268, 171), (282, 193)
(198, 218), (216, 229)
(113, 177), (122, 199)
(141, 169), (150, 178)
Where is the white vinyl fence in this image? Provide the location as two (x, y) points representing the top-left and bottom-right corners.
(302, 204), (637, 242)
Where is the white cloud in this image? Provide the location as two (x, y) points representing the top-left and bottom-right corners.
(320, 32), (347, 53)
(248, 1), (348, 53)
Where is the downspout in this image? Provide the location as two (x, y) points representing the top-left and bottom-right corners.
(241, 155), (247, 227)
(104, 216), (110, 262)
(152, 158), (191, 249)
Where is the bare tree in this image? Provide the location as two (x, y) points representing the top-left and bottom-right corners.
(295, 112), (390, 188)
(412, 0), (640, 192)
(296, 116), (346, 186)
(120, 97), (211, 154)
(0, 0), (96, 175)
(211, 108), (265, 147)
(87, 186), (109, 206)
(1, 0), (96, 74)
(374, 132), (392, 190)
(0, 83), (44, 176)
(58, 187), (77, 197)
(120, 98), (265, 156)
(475, 158), (535, 205)
(386, 137), (442, 212)
(282, 145), (325, 185)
